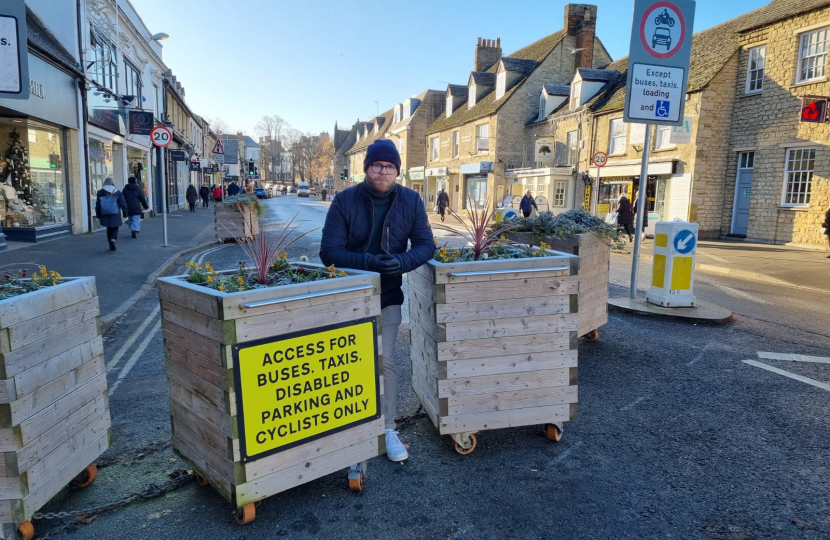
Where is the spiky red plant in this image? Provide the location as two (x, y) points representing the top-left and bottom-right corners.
(434, 195), (517, 260)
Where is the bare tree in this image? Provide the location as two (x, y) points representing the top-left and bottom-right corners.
(203, 116), (231, 134)
(310, 139), (335, 182)
(288, 131), (317, 184)
(256, 115), (290, 182)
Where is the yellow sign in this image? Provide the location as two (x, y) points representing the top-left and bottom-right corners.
(233, 318), (379, 462)
(582, 185), (592, 211)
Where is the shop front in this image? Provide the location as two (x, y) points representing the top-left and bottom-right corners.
(504, 166), (575, 215)
(595, 160), (679, 234)
(425, 167), (448, 209)
(407, 167), (425, 205)
(0, 52), (82, 243)
(167, 147), (187, 210)
(459, 162), (493, 210)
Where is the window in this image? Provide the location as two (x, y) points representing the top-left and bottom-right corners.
(452, 131), (459, 158)
(393, 105), (401, 124)
(89, 30), (117, 91)
(609, 119), (626, 154)
(781, 147), (815, 206)
(446, 95), (453, 118)
(554, 181), (567, 206)
(430, 137), (439, 161)
(476, 123), (489, 153)
(496, 72), (506, 99)
(570, 81), (581, 110)
(153, 84), (161, 119)
(739, 151), (755, 169)
(469, 85), (477, 108)
(655, 124), (672, 149)
(396, 138), (403, 153)
(123, 61), (142, 106)
(538, 93), (546, 121)
(797, 28), (829, 82)
(566, 131), (577, 165)
(746, 45), (766, 93)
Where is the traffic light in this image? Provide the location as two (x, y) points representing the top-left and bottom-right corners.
(340, 168), (348, 181)
(248, 161), (255, 175)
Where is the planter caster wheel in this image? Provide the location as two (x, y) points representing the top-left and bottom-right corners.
(17, 521), (34, 540)
(584, 330), (599, 342)
(195, 474), (208, 488)
(452, 433), (477, 455)
(545, 423), (563, 442)
(234, 503), (256, 525)
(71, 463), (98, 488)
(347, 461), (368, 492)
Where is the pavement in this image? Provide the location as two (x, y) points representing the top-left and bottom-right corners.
(0, 205), (217, 331)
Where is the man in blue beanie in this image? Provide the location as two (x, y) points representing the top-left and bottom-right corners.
(320, 138), (434, 462)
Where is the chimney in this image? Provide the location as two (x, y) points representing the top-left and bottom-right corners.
(565, 4), (597, 69)
(475, 37), (502, 72)
(236, 132), (243, 141)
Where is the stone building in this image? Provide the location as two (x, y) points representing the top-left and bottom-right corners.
(724, 0), (830, 246)
(384, 90), (445, 204)
(332, 120), (361, 193)
(423, 4), (612, 213)
(343, 110), (395, 188)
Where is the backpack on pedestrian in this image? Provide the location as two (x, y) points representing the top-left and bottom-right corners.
(99, 193), (120, 215)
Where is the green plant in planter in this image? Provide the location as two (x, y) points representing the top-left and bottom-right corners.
(0, 265), (64, 300)
(216, 193), (264, 217)
(496, 209), (626, 250)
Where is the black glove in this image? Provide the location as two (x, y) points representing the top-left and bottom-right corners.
(367, 254), (402, 276)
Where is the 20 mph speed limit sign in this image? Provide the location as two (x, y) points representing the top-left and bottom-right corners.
(151, 125), (172, 148)
(593, 151), (608, 167)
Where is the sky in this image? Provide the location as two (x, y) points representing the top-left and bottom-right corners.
(129, 0), (770, 137)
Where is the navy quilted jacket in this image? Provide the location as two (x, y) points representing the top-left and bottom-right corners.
(320, 182), (434, 308)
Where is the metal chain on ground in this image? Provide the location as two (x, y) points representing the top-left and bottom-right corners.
(395, 405), (425, 431)
(31, 472), (194, 539)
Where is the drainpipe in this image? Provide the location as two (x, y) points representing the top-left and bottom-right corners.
(77, 0), (93, 232)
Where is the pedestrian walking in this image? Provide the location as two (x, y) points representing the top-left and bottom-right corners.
(200, 184), (210, 208)
(186, 184), (198, 212)
(822, 205), (830, 258)
(321, 187), (328, 202)
(95, 177), (127, 252)
(437, 188), (450, 221)
(227, 180), (241, 196)
(212, 184), (222, 203)
(617, 195), (635, 241)
(520, 190), (538, 218)
(320, 139), (433, 463)
(122, 176), (149, 239)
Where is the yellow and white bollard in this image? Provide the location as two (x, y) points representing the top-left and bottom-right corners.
(647, 221), (698, 307)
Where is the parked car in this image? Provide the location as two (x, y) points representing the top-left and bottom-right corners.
(297, 182), (310, 197)
(289, 186), (297, 193)
(309, 186), (318, 196)
(254, 187), (269, 199)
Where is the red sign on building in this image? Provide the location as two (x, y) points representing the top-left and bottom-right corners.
(800, 97), (828, 123)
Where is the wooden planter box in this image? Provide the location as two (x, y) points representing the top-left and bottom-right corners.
(507, 232), (610, 339)
(407, 253), (580, 453)
(157, 264), (385, 523)
(215, 205), (259, 242)
(0, 277), (110, 539)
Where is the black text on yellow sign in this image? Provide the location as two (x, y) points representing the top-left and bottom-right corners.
(233, 318), (380, 462)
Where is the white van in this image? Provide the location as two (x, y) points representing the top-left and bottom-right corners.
(297, 182), (310, 197)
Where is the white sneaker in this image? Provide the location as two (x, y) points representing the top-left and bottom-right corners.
(385, 429), (408, 462)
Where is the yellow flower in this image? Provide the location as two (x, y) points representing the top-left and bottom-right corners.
(500, 235), (507, 242)
(50, 271), (56, 277)
(206, 276), (213, 282)
(40, 267), (47, 276)
(218, 286), (225, 291)
(339, 270), (346, 277)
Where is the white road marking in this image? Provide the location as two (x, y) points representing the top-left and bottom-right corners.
(687, 340), (714, 366)
(742, 360), (830, 393)
(191, 244), (229, 265)
(106, 305), (160, 371)
(547, 441), (583, 466)
(703, 280), (768, 304)
(620, 396), (647, 411)
(699, 252), (730, 263)
(108, 320), (161, 397)
(757, 352), (830, 364)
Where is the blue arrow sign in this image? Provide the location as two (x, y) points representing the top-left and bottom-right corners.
(674, 229), (696, 254)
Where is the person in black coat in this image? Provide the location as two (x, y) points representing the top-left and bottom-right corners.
(617, 195), (635, 241)
(320, 139), (433, 463)
(122, 176), (149, 239)
(823, 206), (830, 258)
(95, 177), (128, 251)
(437, 188), (450, 221)
(520, 190), (538, 218)
(199, 185), (211, 208)
(186, 184), (198, 212)
(227, 181), (241, 196)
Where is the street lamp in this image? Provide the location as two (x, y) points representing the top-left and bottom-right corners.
(150, 32), (169, 41)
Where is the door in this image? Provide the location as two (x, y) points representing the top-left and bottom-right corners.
(731, 152), (754, 236)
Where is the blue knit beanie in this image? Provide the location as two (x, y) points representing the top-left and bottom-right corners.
(364, 139), (401, 174)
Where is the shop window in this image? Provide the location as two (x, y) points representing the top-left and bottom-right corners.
(654, 125), (672, 149)
(0, 119), (69, 228)
(566, 131), (577, 165)
(797, 28), (829, 82)
(746, 45), (766, 93)
(609, 119), (626, 154)
(476, 123), (489, 153)
(781, 147), (815, 206)
(554, 181), (566, 207)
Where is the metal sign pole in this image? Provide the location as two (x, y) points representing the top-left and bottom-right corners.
(593, 165), (601, 215)
(629, 125), (652, 299)
(161, 146), (168, 247)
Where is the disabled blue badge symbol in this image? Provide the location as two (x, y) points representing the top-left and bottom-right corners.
(673, 229), (696, 254)
(656, 100), (670, 118)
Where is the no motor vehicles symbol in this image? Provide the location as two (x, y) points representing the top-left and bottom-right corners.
(640, 1), (687, 59)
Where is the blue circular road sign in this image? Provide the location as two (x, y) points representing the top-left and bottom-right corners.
(673, 229), (696, 254)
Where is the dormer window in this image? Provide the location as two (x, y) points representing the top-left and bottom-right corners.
(469, 84), (477, 108)
(538, 93), (546, 121)
(446, 95), (453, 118)
(374, 123), (378, 135)
(496, 72), (506, 99)
(393, 105), (401, 124)
(570, 81), (581, 110)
